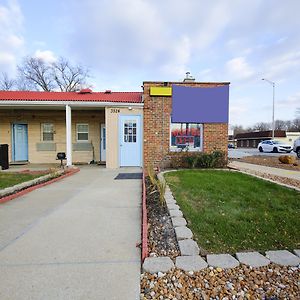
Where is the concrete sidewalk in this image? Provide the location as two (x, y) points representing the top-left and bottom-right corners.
(0, 166), (141, 300)
(229, 161), (300, 181)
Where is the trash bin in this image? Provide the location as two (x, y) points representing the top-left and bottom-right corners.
(0, 144), (9, 170)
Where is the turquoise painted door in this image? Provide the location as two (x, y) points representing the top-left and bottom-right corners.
(119, 115), (142, 167)
(12, 124), (28, 161)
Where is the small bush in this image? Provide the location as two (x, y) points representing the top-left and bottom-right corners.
(171, 151), (226, 169)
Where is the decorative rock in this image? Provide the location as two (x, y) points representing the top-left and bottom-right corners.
(175, 226), (193, 240)
(293, 249), (300, 257)
(207, 254), (240, 269)
(178, 239), (199, 256)
(167, 203), (179, 210)
(165, 198), (176, 205)
(171, 217), (187, 227)
(169, 209), (183, 217)
(265, 250), (300, 266)
(175, 255), (208, 271)
(142, 257), (174, 274)
(236, 252), (270, 267)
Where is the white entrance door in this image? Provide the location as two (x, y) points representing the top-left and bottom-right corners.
(100, 124), (106, 161)
(119, 115), (142, 167)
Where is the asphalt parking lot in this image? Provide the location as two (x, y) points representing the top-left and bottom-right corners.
(228, 148), (297, 159)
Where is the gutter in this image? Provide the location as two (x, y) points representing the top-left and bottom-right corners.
(0, 100), (144, 108)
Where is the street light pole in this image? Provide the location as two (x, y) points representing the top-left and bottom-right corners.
(262, 78), (275, 139)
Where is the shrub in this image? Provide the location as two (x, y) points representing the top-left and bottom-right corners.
(171, 150), (226, 169)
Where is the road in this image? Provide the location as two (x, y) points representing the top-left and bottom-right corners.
(228, 148), (297, 159)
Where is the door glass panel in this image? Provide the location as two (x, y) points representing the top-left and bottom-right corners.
(102, 127), (106, 150)
(123, 120), (137, 143)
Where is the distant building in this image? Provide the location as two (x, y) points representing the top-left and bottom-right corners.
(235, 130), (286, 148)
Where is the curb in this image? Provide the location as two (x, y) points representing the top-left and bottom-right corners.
(0, 168), (80, 205)
(141, 170), (148, 262)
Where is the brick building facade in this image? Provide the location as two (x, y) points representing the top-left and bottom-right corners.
(143, 81), (229, 169)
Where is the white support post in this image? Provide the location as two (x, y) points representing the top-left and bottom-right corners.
(66, 105), (72, 167)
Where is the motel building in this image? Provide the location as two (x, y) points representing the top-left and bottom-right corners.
(0, 79), (230, 169)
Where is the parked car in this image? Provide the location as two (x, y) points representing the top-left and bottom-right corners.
(228, 143), (235, 149)
(258, 140), (292, 153)
(293, 136), (300, 158)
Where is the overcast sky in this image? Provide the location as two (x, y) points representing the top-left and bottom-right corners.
(0, 0), (299, 127)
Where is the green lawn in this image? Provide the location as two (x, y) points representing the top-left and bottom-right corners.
(165, 170), (300, 253)
(0, 173), (44, 190)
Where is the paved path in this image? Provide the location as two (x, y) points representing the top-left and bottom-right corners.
(0, 166), (141, 300)
(229, 161), (300, 181)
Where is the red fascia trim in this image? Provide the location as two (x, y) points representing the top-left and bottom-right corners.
(0, 168), (80, 205)
(141, 170), (148, 261)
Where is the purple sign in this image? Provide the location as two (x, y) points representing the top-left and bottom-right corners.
(171, 85), (229, 123)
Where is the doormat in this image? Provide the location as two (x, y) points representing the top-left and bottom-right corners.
(114, 173), (142, 180)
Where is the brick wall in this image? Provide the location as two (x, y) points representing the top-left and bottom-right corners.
(143, 81), (229, 169)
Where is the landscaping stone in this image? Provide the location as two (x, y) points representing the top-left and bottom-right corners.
(164, 192), (173, 198)
(165, 197), (176, 205)
(175, 226), (193, 240)
(169, 209), (183, 217)
(207, 254), (240, 269)
(167, 203), (179, 210)
(236, 251), (270, 267)
(265, 250), (300, 266)
(142, 257), (174, 274)
(171, 217), (187, 227)
(175, 255), (208, 271)
(178, 239), (199, 256)
(293, 249), (300, 257)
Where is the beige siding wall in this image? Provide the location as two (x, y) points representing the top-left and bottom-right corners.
(0, 109), (104, 164)
(105, 107), (143, 168)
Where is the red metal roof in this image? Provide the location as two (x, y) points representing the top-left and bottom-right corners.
(0, 90), (142, 103)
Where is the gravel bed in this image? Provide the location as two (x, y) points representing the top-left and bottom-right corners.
(141, 264), (300, 299)
(146, 178), (180, 259)
(241, 169), (300, 189)
(232, 156), (300, 171)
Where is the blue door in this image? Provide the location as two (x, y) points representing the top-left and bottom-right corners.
(12, 124), (28, 161)
(119, 115), (142, 167)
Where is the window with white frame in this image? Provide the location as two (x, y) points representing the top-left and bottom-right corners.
(170, 122), (203, 151)
(41, 123), (54, 141)
(76, 124), (89, 141)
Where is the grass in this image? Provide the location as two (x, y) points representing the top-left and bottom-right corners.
(165, 170), (300, 254)
(0, 173), (45, 190)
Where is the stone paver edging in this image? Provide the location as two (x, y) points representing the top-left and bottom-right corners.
(142, 170), (300, 273)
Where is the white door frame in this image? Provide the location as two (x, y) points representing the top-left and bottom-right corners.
(119, 114), (143, 167)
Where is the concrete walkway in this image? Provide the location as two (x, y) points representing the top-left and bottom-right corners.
(0, 166), (141, 300)
(229, 161), (300, 181)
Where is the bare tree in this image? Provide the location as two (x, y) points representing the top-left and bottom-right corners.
(232, 125), (246, 135)
(253, 122), (271, 131)
(275, 119), (288, 130)
(0, 72), (16, 90)
(17, 56), (90, 92)
(18, 57), (54, 91)
(52, 57), (89, 92)
(291, 118), (300, 131)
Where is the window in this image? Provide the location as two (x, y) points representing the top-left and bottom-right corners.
(123, 120), (137, 143)
(76, 124), (89, 141)
(41, 123), (54, 141)
(170, 122), (203, 151)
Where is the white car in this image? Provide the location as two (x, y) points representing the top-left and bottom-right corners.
(258, 140), (293, 153)
(293, 136), (300, 158)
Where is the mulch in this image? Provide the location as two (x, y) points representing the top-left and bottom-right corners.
(146, 177), (180, 259)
